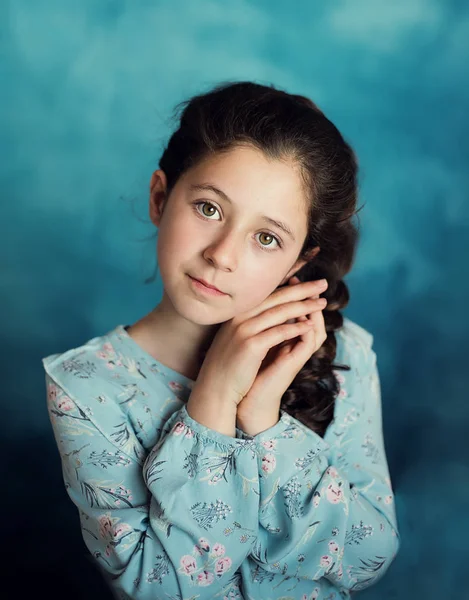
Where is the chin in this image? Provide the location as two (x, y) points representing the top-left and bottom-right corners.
(174, 298), (229, 327)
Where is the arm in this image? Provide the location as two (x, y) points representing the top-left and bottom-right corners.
(186, 378), (238, 437)
(240, 333), (400, 593)
(45, 373), (260, 599)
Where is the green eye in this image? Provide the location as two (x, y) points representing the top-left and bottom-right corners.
(201, 203), (217, 217)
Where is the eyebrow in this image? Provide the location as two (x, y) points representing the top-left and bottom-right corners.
(189, 183), (296, 241)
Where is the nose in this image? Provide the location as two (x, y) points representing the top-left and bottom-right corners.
(202, 230), (240, 272)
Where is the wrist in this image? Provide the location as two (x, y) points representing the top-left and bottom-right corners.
(236, 409), (281, 437)
(187, 388), (238, 437)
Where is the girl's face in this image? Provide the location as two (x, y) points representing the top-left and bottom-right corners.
(150, 144), (314, 326)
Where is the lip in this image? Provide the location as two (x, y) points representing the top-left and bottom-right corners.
(188, 275), (228, 296)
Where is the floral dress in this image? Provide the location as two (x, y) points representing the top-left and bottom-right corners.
(42, 317), (400, 600)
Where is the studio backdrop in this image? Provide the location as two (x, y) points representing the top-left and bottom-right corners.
(2, 1), (468, 598)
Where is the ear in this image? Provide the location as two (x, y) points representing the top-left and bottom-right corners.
(149, 169), (169, 228)
(279, 246), (321, 286)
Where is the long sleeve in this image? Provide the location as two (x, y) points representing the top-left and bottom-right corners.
(239, 325), (400, 594)
(45, 372), (260, 599)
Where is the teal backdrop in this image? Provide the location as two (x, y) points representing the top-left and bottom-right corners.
(3, 1), (468, 598)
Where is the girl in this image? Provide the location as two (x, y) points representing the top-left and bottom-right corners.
(43, 81), (400, 600)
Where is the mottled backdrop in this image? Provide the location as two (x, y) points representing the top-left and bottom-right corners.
(2, 0), (468, 598)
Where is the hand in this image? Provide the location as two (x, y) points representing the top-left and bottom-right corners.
(236, 275), (328, 434)
(193, 275), (329, 410)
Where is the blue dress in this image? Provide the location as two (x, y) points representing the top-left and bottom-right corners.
(42, 318), (400, 599)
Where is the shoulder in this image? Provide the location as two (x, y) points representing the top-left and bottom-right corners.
(42, 325), (150, 463)
(41, 325), (132, 423)
(325, 318), (380, 422)
(42, 326), (119, 386)
(337, 316), (374, 348)
(334, 316), (376, 370)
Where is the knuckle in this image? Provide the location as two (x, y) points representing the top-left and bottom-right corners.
(244, 336), (259, 354)
(234, 328), (247, 347)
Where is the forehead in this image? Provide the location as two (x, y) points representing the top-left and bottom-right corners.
(191, 145), (304, 193)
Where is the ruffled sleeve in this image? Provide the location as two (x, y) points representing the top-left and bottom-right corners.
(236, 322), (400, 594)
(43, 366), (261, 599)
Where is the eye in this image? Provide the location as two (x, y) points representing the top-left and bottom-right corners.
(194, 201), (219, 220)
(192, 201), (282, 252)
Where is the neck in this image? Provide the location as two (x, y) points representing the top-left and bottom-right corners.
(127, 300), (220, 381)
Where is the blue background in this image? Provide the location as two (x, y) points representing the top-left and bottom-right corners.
(2, 1), (468, 598)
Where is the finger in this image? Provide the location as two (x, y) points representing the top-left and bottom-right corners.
(235, 276), (328, 324)
(273, 276), (327, 312)
(239, 272), (326, 335)
(290, 277), (309, 323)
(244, 296), (326, 339)
(250, 319), (318, 353)
(283, 277), (327, 360)
(288, 276), (326, 328)
(302, 307), (327, 347)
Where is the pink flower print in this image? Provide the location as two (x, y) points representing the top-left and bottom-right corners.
(313, 491), (321, 507)
(335, 373), (345, 385)
(180, 555), (197, 574)
(385, 495), (393, 504)
(169, 381), (184, 392)
(96, 351), (108, 359)
(325, 466), (339, 478)
(261, 439), (277, 450)
(320, 555), (332, 568)
(212, 543), (225, 557)
(198, 538), (210, 551)
(47, 383), (58, 402)
(261, 453), (276, 474)
(338, 388), (347, 399)
(173, 422), (186, 436)
(106, 362), (116, 370)
(328, 541), (339, 554)
(337, 564), (343, 579)
(58, 396), (74, 411)
(214, 556), (232, 576)
(98, 514), (113, 538)
(184, 428), (194, 438)
(326, 482), (344, 504)
(196, 570), (215, 586)
(111, 522), (132, 540)
(103, 342), (114, 354)
(194, 544), (203, 556)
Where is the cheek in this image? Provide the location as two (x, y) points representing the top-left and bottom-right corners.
(157, 218), (196, 262)
(233, 273), (282, 313)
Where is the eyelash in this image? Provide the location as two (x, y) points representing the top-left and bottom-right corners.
(192, 201), (283, 252)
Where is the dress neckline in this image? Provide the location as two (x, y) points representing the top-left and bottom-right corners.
(114, 324), (196, 386)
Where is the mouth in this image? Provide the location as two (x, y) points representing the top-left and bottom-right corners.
(188, 275), (228, 296)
